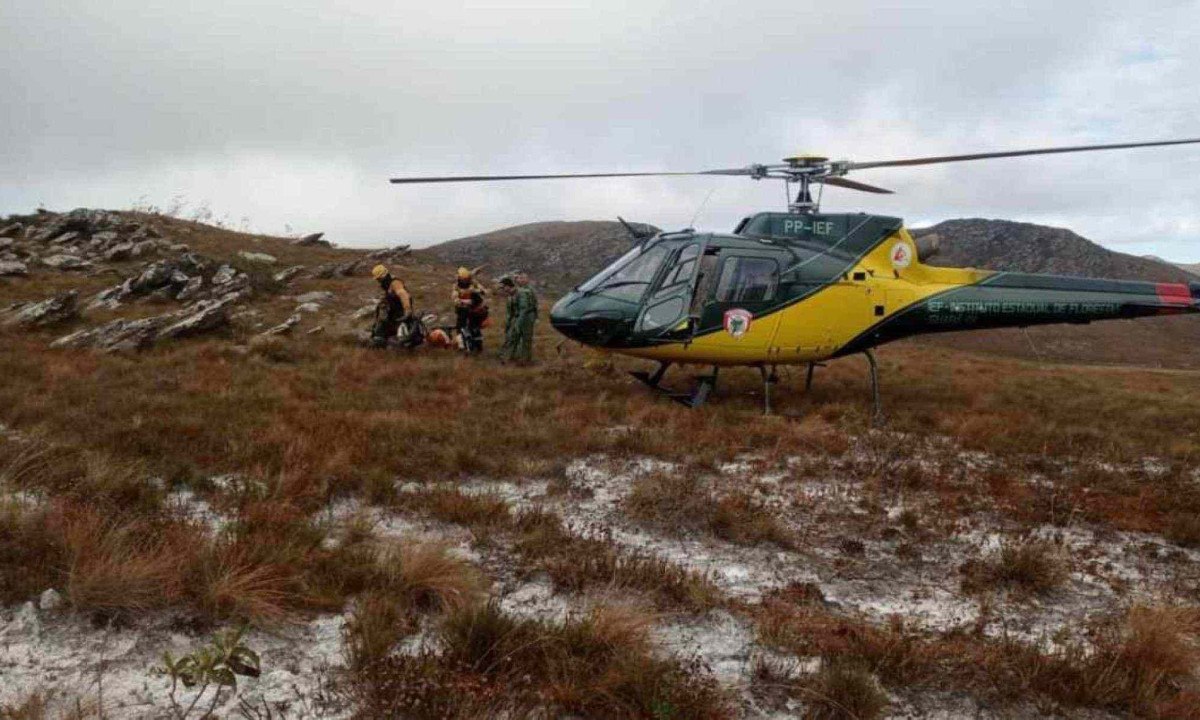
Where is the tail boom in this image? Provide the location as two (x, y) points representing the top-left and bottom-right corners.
(837, 272), (1200, 356)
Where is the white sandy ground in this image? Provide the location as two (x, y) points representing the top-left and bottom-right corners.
(0, 603), (347, 719)
(2, 437), (1191, 718)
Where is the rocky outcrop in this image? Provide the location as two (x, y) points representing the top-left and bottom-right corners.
(41, 254), (91, 271)
(4, 291), (80, 329)
(273, 265), (305, 284)
(3, 208), (171, 269)
(0, 261), (28, 277)
(293, 232), (331, 248)
(237, 251), (277, 264)
(88, 254), (230, 309)
(311, 260), (362, 279)
(259, 314), (301, 337)
(53, 298), (233, 351)
(366, 245), (411, 261)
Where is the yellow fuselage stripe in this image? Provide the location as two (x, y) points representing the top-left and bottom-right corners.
(615, 228), (989, 365)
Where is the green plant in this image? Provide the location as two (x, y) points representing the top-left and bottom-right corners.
(157, 627), (261, 719)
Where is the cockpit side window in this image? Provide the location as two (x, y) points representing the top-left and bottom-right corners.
(584, 245), (671, 303)
(714, 257), (779, 303)
(651, 243), (701, 298)
(578, 246), (641, 292)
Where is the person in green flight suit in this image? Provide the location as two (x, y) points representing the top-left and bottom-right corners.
(509, 272), (538, 364)
(498, 276), (518, 361)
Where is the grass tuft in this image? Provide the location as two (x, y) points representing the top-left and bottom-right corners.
(961, 538), (1066, 595)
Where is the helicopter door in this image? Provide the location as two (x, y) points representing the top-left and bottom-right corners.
(634, 240), (706, 341)
(687, 252), (782, 353)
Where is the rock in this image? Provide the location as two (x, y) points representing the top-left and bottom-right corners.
(88, 279), (132, 310)
(4, 291), (79, 329)
(130, 240), (158, 258)
(294, 232), (330, 247)
(104, 242), (135, 261)
(0, 261), (28, 277)
(294, 291), (334, 305)
(51, 231), (81, 245)
(159, 299), (231, 339)
(132, 261), (177, 293)
(41, 254), (91, 271)
(273, 265), (305, 284)
(90, 230), (120, 248)
(295, 302), (321, 313)
(53, 297), (234, 351)
(351, 302), (378, 320)
(0, 222), (23, 238)
(52, 316), (164, 351)
(306, 325), (325, 335)
(0, 238), (13, 251)
(211, 264), (238, 286)
(30, 208), (123, 245)
(176, 253), (213, 276)
(132, 223), (162, 239)
(169, 243), (190, 252)
(366, 245), (411, 259)
(238, 251), (277, 264)
(312, 260), (361, 279)
(175, 275), (204, 301)
(38, 588), (63, 612)
(260, 314), (301, 336)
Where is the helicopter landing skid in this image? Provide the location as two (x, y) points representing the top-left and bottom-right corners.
(630, 363), (719, 408)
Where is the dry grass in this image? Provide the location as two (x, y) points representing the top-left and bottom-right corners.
(346, 601), (731, 718)
(513, 507), (722, 611)
(190, 548), (296, 627)
(0, 692), (98, 720)
(395, 488), (512, 536)
(756, 597), (1200, 718)
(343, 542), (484, 671)
(437, 602), (730, 718)
(389, 492), (722, 612)
(626, 471), (796, 549)
(58, 507), (185, 615)
(376, 542), (485, 613)
(960, 538), (1066, 595)
(0, 499), (64, 604)
(802, 661), (890, 720)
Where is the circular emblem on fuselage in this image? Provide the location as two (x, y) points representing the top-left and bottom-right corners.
(723, 308), (753, 339)
(890, 241), (913, 270)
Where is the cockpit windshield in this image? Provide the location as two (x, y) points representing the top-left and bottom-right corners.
(578, 244), (671, 303)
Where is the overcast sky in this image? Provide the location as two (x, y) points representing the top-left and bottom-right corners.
(3, 1), (1199, 259)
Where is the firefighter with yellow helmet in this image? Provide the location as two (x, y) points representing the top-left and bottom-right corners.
(370, 264), (416, 348)
(451, 266), (488, 353)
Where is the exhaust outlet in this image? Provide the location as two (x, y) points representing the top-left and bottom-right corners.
(914, 233), (940, 262)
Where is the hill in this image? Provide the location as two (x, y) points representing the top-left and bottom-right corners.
(910, 219), (1200, 367)
(420, 220), (657, 292)
(914, 218), (1199, 283)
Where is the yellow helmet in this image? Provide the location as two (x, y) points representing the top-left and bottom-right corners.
(456, 266), (472, 280)
(371, 264), (389, 280)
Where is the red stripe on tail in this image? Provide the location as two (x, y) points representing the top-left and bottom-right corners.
(1156, 283), (1192, 305)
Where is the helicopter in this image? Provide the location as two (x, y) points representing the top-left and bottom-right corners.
(391, 138), (1200, 419)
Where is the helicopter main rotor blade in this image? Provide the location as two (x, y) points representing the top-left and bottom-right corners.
(819, 176), (894, 194)
(389, 169), (754, 184)
(845, 138), (1200, 171)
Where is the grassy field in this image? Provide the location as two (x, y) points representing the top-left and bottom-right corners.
(3, 213), (1200, 718)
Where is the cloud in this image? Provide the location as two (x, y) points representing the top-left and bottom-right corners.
(2, 0), (1199, 259)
